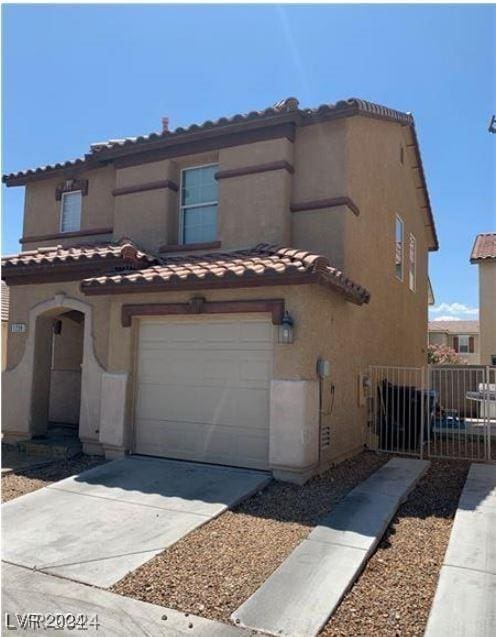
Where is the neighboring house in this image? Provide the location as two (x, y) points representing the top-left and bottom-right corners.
(1, 281), (9, 370)
(1, 97), (438, 483)
(428, 320), (480, 364)
(471, 233), (496, 365)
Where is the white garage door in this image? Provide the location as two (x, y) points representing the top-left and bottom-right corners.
(134, 316), (274, 470)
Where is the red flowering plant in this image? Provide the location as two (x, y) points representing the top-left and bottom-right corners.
(427, 343), (465, 365)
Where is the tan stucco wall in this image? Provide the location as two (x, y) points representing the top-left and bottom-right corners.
(345, 116), (431, 369)
(2, 321), (7, 371)
(113, 157), (180, 251)
(292, 119), (347, 202)
(479, 260), (496, 365)
(291, 206), (347, 269)
(217, 139), (293, 248)
(23, 167), (115, 242)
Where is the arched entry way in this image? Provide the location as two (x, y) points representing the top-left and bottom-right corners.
(2, 293), (105, 452)
(31, 308), (85, 441)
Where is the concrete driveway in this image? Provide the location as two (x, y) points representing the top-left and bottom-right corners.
(2, 456), (270, 587)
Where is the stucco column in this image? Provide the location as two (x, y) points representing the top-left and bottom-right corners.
(99, 372), (129, 459)
(269, 379), (320, 484)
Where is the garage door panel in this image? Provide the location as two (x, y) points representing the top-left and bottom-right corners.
(239, 321), (274, 342)
(140, 322), (204, 343)
(135, 419), (269, 470)
(138, 352), (272, 386)
(136, 383), (270, 427)
(239, 359), (272, 382)
(135, 318), (272, 469)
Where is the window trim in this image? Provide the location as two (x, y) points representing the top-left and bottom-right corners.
(179, 163), (219, 245)
(395, 214), (404, 281)
(457, 334), (471, 354)
(59, 190), (82, 233)
(408, 233), (416, 292)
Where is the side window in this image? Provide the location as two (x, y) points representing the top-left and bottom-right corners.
(180, 165), (218, 244)
(456, 335), (475, 354)
(395, 215), (404, 280)
(409, 233), (416, 291)
(60, 191), (82, 233)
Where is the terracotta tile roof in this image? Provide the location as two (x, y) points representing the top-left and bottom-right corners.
(81, 244), (370, 305)
(2, 97), (413, 183)
(85, 98), (413, 156)
(470, 233), (496, 262)
(1, 239), (157, 269)
(429, 320), (479, 334)
(1, 281), (9, 322)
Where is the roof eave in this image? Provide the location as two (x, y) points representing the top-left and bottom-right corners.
(2, 98), (421, 187)
(409, 124), (439, 252)
(80, 271), (370, 305)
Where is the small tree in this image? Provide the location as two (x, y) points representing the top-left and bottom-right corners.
(427, 343), (465, 365)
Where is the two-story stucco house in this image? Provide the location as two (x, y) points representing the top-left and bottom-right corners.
(428, 320), (480, 364)
(2, 97), (438, 483)
(471, 233), (496, 365)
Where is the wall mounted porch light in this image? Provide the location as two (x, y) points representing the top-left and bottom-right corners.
(278, 310), (294, 344)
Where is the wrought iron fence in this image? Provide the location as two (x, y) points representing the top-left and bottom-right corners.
(366, 365), (495, 462)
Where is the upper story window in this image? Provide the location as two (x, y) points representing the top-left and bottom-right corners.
(408, 233), (416, 291)
(454, 335), (475, 354)
(395, 215), (404, 280)
(180, 164), (218, 244)
(60, 191), (82, 233)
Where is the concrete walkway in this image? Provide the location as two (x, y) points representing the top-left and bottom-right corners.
(2, 563), (250, 636)
(232, 457), (429, 637)
(424, 463), (496, 637)
(2, 456), (270, 587)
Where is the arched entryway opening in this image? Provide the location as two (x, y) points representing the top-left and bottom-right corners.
(31, 308), (85, 443)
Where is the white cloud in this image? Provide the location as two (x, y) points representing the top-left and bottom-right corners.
(430, 302), (479, 317)
(431, 316), (462, 321)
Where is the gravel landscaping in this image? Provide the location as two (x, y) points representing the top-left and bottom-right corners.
(321, 458), (470, 637)
(112, 451), (389, 621)
(1, 454), (106, 503)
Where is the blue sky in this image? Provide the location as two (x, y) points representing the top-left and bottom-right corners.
(2, 4), (495, 319)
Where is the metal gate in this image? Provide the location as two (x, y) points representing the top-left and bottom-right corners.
(366, 365), (495, 461)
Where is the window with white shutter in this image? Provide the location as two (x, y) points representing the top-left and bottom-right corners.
(60, 191), (82, 233)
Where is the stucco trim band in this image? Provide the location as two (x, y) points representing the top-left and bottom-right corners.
(121, 298), (286, 327)
(290, 196), (360, 216)
(111, 179), (179, 197)
(215, 161), (294, 180)
(20, 227), (113, 245)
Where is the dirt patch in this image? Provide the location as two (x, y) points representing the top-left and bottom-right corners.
(1, 454), (106, 503)
(321, 459), (470, 637)
(112, 451), (388, 621)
